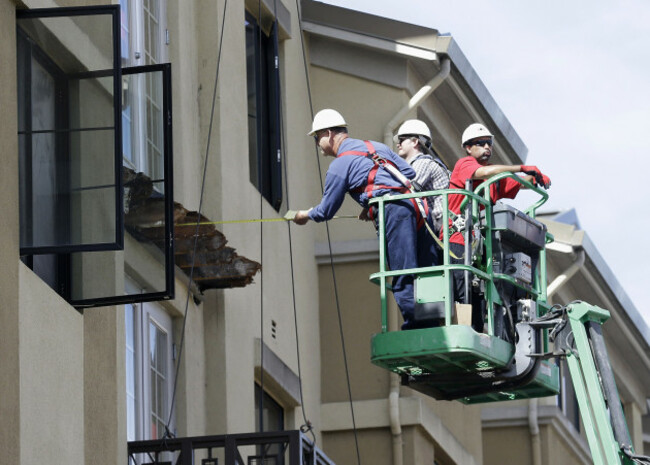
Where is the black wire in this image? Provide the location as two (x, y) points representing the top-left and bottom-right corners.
(295, 2), (362, 463)
(275, 0), (315, 444)
(257, 0), (265, 435)
(164, 0), (229, 433)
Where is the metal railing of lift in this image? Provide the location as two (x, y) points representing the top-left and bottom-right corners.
(368, 173), (550, 334)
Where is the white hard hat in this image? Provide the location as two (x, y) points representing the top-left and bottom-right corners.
(461, 123), (493, 146)
(393, 119), (431, 143)
(307, 109), (347, 136)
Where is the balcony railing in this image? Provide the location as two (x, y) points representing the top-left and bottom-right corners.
(127, 430), (336, 465)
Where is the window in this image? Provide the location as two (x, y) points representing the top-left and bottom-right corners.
(17, 7), (123, 255)
(126, 281), (176, 463)
(121, 0), (168, 180)
(254, 384), (285, 465)
(245, 12), (283, 211)
(17, 6), (175, 308)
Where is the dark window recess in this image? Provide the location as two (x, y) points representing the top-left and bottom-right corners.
(17, 6), (174, 308)
(254, 384), (286, 465)
(245, 13), (283, 211)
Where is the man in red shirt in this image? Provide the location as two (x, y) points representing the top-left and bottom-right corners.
(447, 123), (551, 331)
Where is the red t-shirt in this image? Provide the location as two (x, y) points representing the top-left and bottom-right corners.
(446, 156), (521, 245)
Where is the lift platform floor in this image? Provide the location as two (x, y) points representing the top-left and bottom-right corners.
(371, 325), (559, 403)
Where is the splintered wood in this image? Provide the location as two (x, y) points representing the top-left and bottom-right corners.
(124, 167), (261, 292)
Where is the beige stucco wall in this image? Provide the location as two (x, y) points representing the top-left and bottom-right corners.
(324, 428), (393, 465)
(0, 1), (20, 464)
(318, 261), (386, 402)
(19, 265), (85, 464)
(196, 0), (324, 441)
(484, 425), (532, 464)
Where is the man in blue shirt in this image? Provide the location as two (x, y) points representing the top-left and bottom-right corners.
(293, 109), (438, 329)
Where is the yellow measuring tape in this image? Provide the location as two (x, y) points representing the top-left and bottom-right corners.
(175, 210), (358, 226)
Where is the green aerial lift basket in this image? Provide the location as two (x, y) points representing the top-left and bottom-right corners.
(368, 173), (560, 403)
(371, 325), (559, 403)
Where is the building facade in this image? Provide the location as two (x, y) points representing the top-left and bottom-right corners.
(0, 0), (648, 464)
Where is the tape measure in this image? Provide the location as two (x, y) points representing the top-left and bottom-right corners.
(175, 210), (357, 226)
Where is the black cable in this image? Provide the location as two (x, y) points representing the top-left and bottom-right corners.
(164, 0), (229, 434)
(274, 0), (315, 445)
(295, 2), (362, 463)
(257, 0), (265, 436)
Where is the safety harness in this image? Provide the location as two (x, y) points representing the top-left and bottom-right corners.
(338, 141), (473, 260)
(338, 140), (429, 229)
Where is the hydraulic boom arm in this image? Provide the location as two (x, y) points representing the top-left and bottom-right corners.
(532, 302), (650, 465)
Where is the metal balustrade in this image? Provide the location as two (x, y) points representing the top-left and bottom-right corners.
(127, 430), (336, 465)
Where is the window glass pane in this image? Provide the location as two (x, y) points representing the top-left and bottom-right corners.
(254, 384), (285, 464)
(245, 18), (259, 188)
(17, 8), (122, 253)
(122, 75), (135, 166)
(69, 66), (172, 306)
(149, 320), (167, 440)
(145, 71), (164, 181)
(121, 0), (167, 176)
(125, 304), (137, 441)
(18, 14), (115, 74)
(244, 14), (283, 211)
(120, 0), (131, 65)
(126, 300), (175, 463)
(143, 0), (162, 65)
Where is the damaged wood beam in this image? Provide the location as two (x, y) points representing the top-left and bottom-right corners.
(123, 167), (261, 292)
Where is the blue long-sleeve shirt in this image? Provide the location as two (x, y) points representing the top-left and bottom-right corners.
(309, 138), (415, 222)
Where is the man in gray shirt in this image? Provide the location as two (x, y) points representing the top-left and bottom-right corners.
(394, 119), (450, 234)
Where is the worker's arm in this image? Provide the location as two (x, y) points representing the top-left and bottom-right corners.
(472, 164), (522, 180)
(474, 164), (550, 189)
(520, 174), (535, 188)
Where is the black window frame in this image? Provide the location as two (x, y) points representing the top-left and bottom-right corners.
(245, 12), (283, 211)
(17, 5), (124, 255)
(71, 63), (175, 309)
(16, 6), (175, 309)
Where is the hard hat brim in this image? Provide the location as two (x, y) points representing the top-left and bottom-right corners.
(307, 123), (347, 137)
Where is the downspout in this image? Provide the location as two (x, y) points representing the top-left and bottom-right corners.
(387, 299), (403, 465)
(383, 57), (451, 146)
(386, 58), (451, 465)
(528, 399), (542, 465)
(528, 248), (585, 465)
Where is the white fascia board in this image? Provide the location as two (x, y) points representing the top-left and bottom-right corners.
(302, 21), (438, 62)
(546, 241), (576, 254)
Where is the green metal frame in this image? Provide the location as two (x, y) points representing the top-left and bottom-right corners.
(369, 173), (550, 335)
(368, 176), (645, 462)
(368, 173), (559, 402)
(563, 302), (636, 465)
